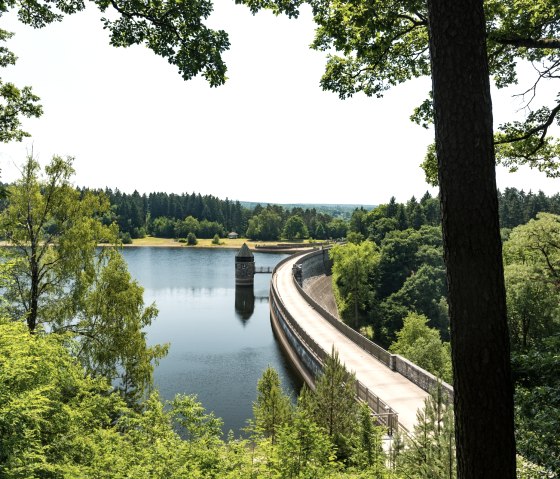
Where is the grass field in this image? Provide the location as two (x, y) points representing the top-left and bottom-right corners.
(128, 237), (315, 250)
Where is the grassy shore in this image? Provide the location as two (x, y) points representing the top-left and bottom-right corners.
(127, 236), (317, 250)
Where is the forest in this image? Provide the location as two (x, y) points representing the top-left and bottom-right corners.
(0, 158), (557, 477)
(329, 193), (560, 475)
(2, 0), (560, 477)
(58, 186), (560, 246)
(97, 188), (347, 243)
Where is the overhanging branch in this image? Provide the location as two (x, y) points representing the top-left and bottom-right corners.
(495, 102), (560, 149)
(494, 36), (560, 50)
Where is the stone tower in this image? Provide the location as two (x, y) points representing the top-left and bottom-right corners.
(235, 243), (255, 286)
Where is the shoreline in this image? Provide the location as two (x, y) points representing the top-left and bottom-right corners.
(125, 237), (323, 253)
(2, 237), (326, 254)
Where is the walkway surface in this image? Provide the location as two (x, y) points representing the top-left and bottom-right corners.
(274, 255), (431, 433)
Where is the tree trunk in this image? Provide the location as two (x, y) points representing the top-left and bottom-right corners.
(28, 245), (39, 333)
(426, 1), (516, 477)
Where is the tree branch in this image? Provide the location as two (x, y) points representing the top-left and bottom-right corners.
(109, 0), (183, 43)
(494, 37), (560, 50)
(495, 102), (560, 148)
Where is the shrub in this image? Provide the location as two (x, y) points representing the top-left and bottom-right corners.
(187, 232), (198, 246)
(121, 232), (132, 244)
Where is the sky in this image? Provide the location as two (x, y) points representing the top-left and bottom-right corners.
(0, 2), (558, 205)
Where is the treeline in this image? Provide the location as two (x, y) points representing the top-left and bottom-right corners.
(347, 187), (560, 244)
(499, 188), (560, 228)
(4, 184), (557, 243)
(97, 189), (346, 242)
(101, 189), (250, 240)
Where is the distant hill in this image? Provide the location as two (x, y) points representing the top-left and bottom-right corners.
(239, 202), (376, 219)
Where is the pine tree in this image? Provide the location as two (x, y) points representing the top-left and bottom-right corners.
(252, 366), (292, 444)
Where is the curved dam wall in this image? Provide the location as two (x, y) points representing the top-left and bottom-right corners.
(295, 247), (333, 282)
(270, 249), (453, 409)
(294, 248), (340, 318)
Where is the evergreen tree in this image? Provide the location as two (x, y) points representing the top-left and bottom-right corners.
(303, 347), (358, 461)
(395, 385), (456, 479)
(252, 366), (292, 444)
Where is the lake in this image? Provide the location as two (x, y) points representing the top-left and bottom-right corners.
(121, 247), (302, 433)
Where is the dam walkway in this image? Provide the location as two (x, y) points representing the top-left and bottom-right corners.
(269, 250), (453, 435)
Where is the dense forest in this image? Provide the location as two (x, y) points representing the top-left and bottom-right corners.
(69, 186), (560, 246)
(96, 188), (346, 243)
(330, 194), (560, 475)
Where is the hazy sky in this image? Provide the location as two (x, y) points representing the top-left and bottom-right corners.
(1, 1), (558, 205)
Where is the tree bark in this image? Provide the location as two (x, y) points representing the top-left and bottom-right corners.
(426, 0), (516, 477)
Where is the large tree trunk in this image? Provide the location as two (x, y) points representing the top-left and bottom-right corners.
(426, 1), (516, 477)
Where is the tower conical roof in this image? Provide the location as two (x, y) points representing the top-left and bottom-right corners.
(236, 243), (254, 258)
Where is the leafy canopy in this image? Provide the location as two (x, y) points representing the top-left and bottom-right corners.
(232, 0), (560, 182)
(0, 155), (167, 404)
(0, 0), (230, 143)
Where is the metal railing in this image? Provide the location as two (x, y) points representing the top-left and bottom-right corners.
(255, 266), (274, 274)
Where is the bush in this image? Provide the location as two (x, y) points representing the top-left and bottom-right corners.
(187, 232), (198, 246)
(120, 232), (132, 244)
(212, 234), (221, 245)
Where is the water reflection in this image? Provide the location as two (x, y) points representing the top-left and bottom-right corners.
(120, 247), (302, 433)
(235, 286), (255, 323)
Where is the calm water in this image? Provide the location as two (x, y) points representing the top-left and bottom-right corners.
(121, 247), (302, 433)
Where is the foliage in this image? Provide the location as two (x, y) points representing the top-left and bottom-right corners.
(512, 335), (560, 475)
(283, 215), (309, 240)
(504, 212), (560, 287)
(330, 240), (380, 328)
(212, 233), (221, 245)
(176, 215), (201, 238)
(503, 263), (558, 349)
(256, 0), (560, 178)
(0, 0), (233, 143)
(0, 321), (125, 478)
(187, 231), (198, 245)
(516, 456), (557, 479)
(170, 393), (224, 441)
(120, 231), (133, 244)
(503, 213), (560, 349)
(251, 366), (293, 444)
(0, 156), (166, 403)
(99, 189), (345, 242)
(394, 386), (456, 479)
(91, 185), (560, 247)
(0, 155), (116, 331)
(275, 407), (338, 479)
(0, 28), (42, 143)
(498, 188), (560, 229)
(3, 320), (475, 478)
(349, 403), (385, 473)
(246, 208), (283, 241)
(0, 322), (219, 478)
(302, 348), (359, 461)
(327, 218), (348, 239)
(389, 313), (452, 383)
(151, 216), (177, 238)
(71, 250), (168, 404)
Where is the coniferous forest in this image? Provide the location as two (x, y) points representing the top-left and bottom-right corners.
(73, 186), (560, 246)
